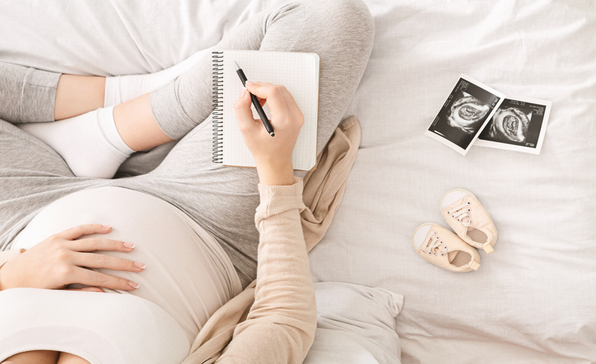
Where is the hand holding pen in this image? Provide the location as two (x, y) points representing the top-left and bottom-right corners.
(234, 62), (275, 137)
(233, 80), (304, 185)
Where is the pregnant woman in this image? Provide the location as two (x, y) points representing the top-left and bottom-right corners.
(0, 0), (373, 363)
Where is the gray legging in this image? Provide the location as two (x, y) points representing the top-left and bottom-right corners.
(0, 0), (374, 289)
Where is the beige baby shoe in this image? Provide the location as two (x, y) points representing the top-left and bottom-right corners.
(440, 189), (498, 254)
(412, 223), (480, 272)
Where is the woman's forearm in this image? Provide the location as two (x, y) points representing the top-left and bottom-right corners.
(223, 80), (314, 362)
(218, 178), (317, 363)
(0, 249), (26, 291)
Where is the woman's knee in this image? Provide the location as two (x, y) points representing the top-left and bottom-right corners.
(312, 0), (374, 39)
(300, 0), (374, 57)
(260, 0), (374, 58)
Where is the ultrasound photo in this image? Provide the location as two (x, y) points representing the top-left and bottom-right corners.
(476, 97), (551, 155)
(426, 75), (505, 155)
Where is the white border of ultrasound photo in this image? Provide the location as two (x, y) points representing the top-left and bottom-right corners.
(425, 74), (505, 156)
(474, 96), (552, 155)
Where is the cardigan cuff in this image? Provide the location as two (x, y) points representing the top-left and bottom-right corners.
(255, 177), (306, 226)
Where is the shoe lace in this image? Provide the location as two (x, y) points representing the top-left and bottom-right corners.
(422, 232), (448, 257)
(447, 201), (472, 227)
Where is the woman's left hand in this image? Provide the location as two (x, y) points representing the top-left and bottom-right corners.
(0, 224), (144, 292)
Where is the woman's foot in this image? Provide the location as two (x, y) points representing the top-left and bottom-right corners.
(19, 106), (134, 179)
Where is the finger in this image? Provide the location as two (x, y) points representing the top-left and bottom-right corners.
(234, 88), (260, 132)
(282, 91), (304, 128)
(245, 82), (290, 114)
(238, 82), (266, 107)
(74, 267), (140, 291)
(58, 224), (112, 241)
(68, 238), (135, 253)
(73, 252), (146, 272)
(257, 96), (266, 107)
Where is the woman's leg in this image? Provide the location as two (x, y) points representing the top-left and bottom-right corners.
(7, 68), (175, 178)
(1, 350), (59, 364)
(0, 62), (59, 123)
(30, 73), (173, 151)
(0, 119), (102, 251)
(51, 46), (212, 121)
(150, 0), (374, 150)
(2, 349), (91, 364)
(113, 0), (375, 288)
(0, 61), (176, 178)
(56, 352), (90, 364)
(0, 53), (203, 150)
(54, 75), (105, 121)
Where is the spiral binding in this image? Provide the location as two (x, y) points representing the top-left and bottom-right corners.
(212, 51), (224, 163)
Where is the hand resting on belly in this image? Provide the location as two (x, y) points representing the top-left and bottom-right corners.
(0, 224), (143, 292)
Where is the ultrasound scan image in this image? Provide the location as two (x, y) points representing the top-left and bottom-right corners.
(487, 107), (531, 143)
(446, 92), (490, 135)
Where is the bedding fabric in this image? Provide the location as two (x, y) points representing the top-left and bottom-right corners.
(0, 0), (595, 363)
(303, 282), (404, 364)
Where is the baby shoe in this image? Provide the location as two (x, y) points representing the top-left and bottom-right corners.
(412, 223), (480, 272)
(440, 189), (498, 254)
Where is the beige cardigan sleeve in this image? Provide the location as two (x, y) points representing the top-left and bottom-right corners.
(215, 177), (317, 364)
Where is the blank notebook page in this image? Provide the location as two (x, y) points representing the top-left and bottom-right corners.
(220, 50), (320, 170)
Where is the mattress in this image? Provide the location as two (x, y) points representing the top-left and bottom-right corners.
(1, 0), (594, 363)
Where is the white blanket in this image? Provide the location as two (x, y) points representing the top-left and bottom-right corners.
(1, 1), (594, 362)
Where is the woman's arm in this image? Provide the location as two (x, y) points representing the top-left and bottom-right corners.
(218, 178), (317, 363)
(0, 249), (26, 270)
(215, 82), (317, 363)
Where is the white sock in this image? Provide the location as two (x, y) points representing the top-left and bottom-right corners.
(18, 106), (134, 179)
(104, 47), (211, 107)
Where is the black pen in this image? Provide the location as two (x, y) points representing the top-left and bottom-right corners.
(234, 61), (275, 137)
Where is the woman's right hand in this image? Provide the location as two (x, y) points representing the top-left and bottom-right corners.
(0, 224), (144, 292)
(233, 81), (304, 186)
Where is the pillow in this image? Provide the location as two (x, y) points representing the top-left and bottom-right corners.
(303, 282), (404, 364)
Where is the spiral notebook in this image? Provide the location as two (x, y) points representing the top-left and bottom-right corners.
(211, 50), (320, 170)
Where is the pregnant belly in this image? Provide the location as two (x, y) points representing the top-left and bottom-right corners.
(0, 288), (189, 364)
(10, 186), (241, 343)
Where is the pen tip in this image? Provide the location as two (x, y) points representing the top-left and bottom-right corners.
(270, 132), (275, 137)
(234, 61), (240, 70)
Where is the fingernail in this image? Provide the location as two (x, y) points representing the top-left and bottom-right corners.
(103, 224), (112, 229)
(246, 80), (254, 86)
(123, 242), (135, 249)
(240, 87), (246, 97)
(129, 281), (139, 289)
(134, 262), (146, 269)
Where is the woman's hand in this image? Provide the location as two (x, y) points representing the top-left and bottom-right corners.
(0, 224), (144, 292)
(233, 81), (304, 186)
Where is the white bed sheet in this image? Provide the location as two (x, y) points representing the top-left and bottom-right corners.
(311, 1), (596, 362)
(1, 0), (595, 363)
